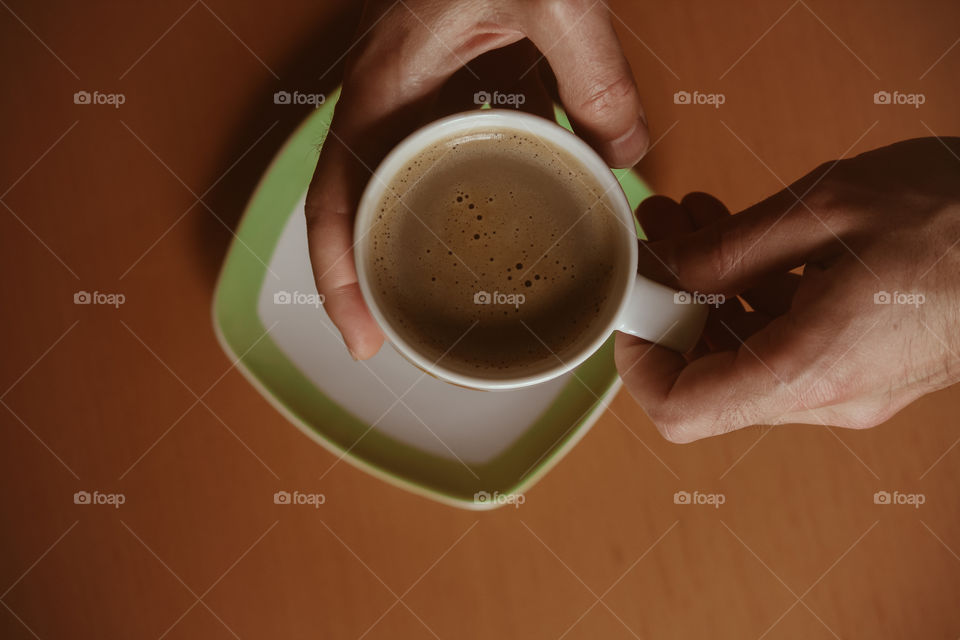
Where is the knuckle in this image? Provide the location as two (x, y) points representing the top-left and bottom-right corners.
(843, 416), (877, 430)
(799, 382), (844, 409)
(796, 358), (868, 408)
(576, 75), (636, 121)
(656, 417), (689, 444)
(711, 224), (744, 278)
(330, 280), (359, 300)
(645, 405), (676, 439)
(303, 195), (322, 226)
(303, 206), (325, 236)
(841, 411), (883, 430)
(348, 5), (419, 77)
(685, 223), (743, 284)
(797, 161), (849, 222)
(303, 194), (327, 226)
(531, 0), (594, 19)
(713, 401), (756, 434)
(649, 406), (698, 444)
(359, 0), (409, 38)
(839, 403), (897, 430)
(648, 389), (757, 443)
(303, 196), (350, 234)
(800, 188), (839, 222)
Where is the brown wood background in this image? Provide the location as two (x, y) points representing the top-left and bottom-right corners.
(1, 1), (958, 638)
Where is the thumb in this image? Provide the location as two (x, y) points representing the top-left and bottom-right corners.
(524, 1), (648, 168)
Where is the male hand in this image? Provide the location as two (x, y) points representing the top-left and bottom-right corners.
(306, 0), (649, 358)
(616, 137), (960, 442)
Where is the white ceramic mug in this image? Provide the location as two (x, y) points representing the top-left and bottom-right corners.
(354, 110), (707, 390)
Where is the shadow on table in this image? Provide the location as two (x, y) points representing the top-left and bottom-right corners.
(192, 3), (359, 288)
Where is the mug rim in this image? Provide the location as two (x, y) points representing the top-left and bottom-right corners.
(354, 109), (639, 390)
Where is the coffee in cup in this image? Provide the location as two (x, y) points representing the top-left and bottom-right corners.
(367, 128), (631, 379)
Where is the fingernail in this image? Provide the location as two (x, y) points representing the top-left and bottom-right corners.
(347, 347), (359, 361)
(602, 118), (649, 167)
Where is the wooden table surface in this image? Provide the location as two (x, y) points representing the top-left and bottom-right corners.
(2, 1), (958, 638)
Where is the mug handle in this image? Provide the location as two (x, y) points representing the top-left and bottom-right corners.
(616, 274), (709, 352)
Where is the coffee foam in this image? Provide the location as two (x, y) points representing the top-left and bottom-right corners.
(368, 128), (629, 377)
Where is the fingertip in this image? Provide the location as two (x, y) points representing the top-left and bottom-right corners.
(338, 306), (385, 361)
(636, 194), (694, 243)
(680, 192), (730, 228)
(318, 280), (386, 361)
(636, 194), (682, 221)
(346, 330), (385, 361)
(614, 330), (651, 371)
(680, 191), (727, 210)
(598, 116), (650, 168)
(526, 6), (650, 169)
(614, 331), (687, 400)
